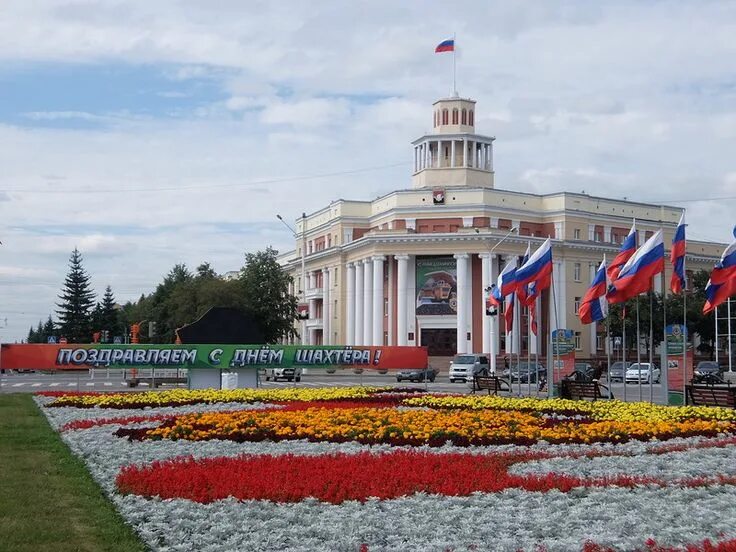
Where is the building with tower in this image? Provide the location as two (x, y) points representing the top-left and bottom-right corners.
(279, 94), (724, 364)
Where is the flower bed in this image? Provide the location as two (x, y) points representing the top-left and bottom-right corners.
(36, 390), (736, 551)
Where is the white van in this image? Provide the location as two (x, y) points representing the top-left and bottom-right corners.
(449, 354), (490, 383)
(264, 366), (302, 382)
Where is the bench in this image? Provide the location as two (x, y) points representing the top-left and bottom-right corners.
(685, 384), (736, 408)
(471, 375), (510, 395)
(560, 379), (613, 401)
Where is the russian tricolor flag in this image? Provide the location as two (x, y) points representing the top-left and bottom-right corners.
(608, 229), (665, 304)
(435, 39), (455, 53)
(702, 239), (736, 314)
(517, 244), (531, 306)
(579, 259), (609, 324)
(488, 259), (517, 306)
(607, 222), (637, 281)
(670, 212), (687, 294)
(515, 238), (553, 293)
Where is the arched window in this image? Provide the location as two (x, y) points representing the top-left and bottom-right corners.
(469, 110), (474, 126)
(452, 108), (458, 124)
(461, 108), (467, 125)
(442, 109), (449, 125)
(433, 111), (437, 127)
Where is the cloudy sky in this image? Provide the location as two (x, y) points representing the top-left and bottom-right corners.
(1, 1), (735, 342)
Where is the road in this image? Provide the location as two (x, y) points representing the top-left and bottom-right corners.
(0, 369), (672, 403)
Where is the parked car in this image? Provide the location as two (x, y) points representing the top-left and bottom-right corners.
(693, 361), (724, 384)
(625, 363), (660, 384)
(264, 366), (302, 382)
(608, 361), (630, 383)
(396, 367), (438, 383)
(504, 361), (546, 383)
(449, 354), (490, 383)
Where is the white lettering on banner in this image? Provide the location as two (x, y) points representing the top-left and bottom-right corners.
(87, 349), (98, 365)
(122, 349), (134, 364)
(180, 349), (197, 365)
(148, 350), (159, 364)
(111, 349), (124, 363)
(169, 349), (181, 364)
(134, 349), (147, 363)
(56, 349), (72, 364)
(158, 349), (171, 364)
(97, 349), (111, 366)
(208, 348), (223, 365)
(70, 349), (88, 365)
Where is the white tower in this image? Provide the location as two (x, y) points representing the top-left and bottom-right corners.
(411, 97), (495, 189)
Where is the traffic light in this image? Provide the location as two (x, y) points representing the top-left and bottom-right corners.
(102, 330), (109, 343)
(148, 321), (156, 338)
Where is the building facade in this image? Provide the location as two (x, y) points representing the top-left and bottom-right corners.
(280, 95), (723, 360)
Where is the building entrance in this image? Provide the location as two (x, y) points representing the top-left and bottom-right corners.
(420, 328), (457, 356)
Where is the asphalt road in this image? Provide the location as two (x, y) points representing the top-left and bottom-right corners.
(0, 369), (672, 403)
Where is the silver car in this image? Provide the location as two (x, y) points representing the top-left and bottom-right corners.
(449, 354), (490, 383)
(608, 361), (630, 383)
(625, 363), (660, 384)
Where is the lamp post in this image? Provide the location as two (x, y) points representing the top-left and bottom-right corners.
(478, 226), (519, 374)
(277, 213), (308, 345)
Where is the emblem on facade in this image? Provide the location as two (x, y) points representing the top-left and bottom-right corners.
(433, 189), (445, 205)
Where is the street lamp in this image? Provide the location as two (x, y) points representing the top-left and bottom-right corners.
(476, 226), (519, 374)
(277, 213), (308, 345)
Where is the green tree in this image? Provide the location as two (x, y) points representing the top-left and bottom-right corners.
(100, 285), (121, 339)
(27, 325), (37, 344)
(56, 248), (96, 343)
(239, 247), (299, 343)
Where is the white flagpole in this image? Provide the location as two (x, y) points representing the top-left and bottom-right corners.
(550, 273), (561, 398)
(729, 299), (733, 373)
(452, 32), (457, 96)
(682, 247), (687, 401)
(637, 295), (642, 402)
(649, 285), (654, 404)
(623, 302), (628, 403)
(716, 306), (719, 364)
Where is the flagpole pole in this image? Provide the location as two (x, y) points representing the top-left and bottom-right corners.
(623, 302), (627, 403)
(637, 295), (642, 402)
(516, 294), (522, 397)
(606, 314), (612, 399)
(551, 270), (561, 398)
(728, 298), (733, 373)
(715, 306), (719, 365)
(452, 32), (457, 96)
(527, 303), (532, 398)
(682, 245), (687, 402)
(649, 283), (654, 404)
(661, 264), (669, 405)
(535, 294), (541, 397)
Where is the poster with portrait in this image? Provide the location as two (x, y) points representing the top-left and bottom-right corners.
(415, 256), (458, 315)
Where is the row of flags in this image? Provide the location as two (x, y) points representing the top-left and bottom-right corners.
(486, 239), (552, 334)
(578, 214), (736, 325)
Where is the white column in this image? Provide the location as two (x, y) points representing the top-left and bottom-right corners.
(387, 258), (394, 345)
(451, 140), (456, 168)
(463, 138), (468, 167)
(372, 256), (385, 346)
(489, 142), (494, 172)
(396, 255), (409, 346)
(322, 267), (330, 345)
(480, 253), (491, 355)
(354, 260), (364, 346)
(454, 253), (469, 354)
(346, 262), (356, 345)
(424, 142), (430, 169)
(589, 262), (597, 355)
(363, 259), (373, 345)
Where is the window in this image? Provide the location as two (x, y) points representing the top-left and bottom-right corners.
(442, 109), (448, 125)
(461, 108), (467, 125)
(334, 300), (338, 319)
(597, 335), (605, 351)
(574, 263), (581, 282)
(452, 108), (458, 124)
(574, 331), (582, 351)
(334, 267), (338, 284)
(469, 110), (474, 126)
(384, 298), (389, 316)
(573, 228), (581, 240)
(574, 297), (581, 314)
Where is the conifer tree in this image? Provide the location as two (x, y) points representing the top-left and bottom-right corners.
(100, 285), (121, 339)
(56, 248), (96, 343)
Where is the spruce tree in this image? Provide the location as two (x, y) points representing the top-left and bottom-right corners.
(56, 248), (96, 343)
(100, 285), (120, 340)
(27, 325), (37, 343)
(43, 316), (55, 342)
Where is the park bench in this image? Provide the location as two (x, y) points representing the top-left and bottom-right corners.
(559, 379), (613, 401)
(471, 375), (510, 395)
(685, 383), (736, 408)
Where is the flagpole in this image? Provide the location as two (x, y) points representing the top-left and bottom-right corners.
(535, 294), (541, 397)
(452, 32), (457, 96)
(649, 284), (654, 404)
(637, 295), (642, 402)
(606, 313), (612, 399)
(527, 304), (532, 398)
(729, 299), (733, 373)
(682, 246), (687, 402)
(661, 264), (669, 405)
(623, 301), (627, 403)
(715, 306), (719, 364)
(516, 294), (522, 397)
(551, 272), (561, 398)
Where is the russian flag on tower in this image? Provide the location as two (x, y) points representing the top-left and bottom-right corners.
(703, 239), (736, 314)
(435, 39), (455, 53)
(607, 229), (665, 303)
(670, 212), (687, 294)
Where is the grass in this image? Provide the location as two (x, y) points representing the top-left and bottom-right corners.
(0, 394), (147, 552)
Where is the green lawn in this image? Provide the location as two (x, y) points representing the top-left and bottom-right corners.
(0, 394), (147, 552)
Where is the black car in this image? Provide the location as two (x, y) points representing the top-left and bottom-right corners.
(504, 362), (546, 383)
(693, 361), (724, 384)
(608, 361), (630, 383)
(396, 367), (438, 383)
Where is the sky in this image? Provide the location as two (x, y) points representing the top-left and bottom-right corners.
(0, 1), (735, 342)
